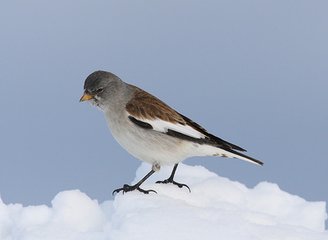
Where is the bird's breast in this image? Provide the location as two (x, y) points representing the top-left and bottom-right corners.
(103, 110), (193, 165)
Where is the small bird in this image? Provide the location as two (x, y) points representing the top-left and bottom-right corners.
(80, 71), (263, 194)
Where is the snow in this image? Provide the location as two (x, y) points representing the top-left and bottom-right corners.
(0, 163), (327, 240)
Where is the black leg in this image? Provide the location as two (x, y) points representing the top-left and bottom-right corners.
(113, 169), (157, 195)
(156, 164), (191, 192)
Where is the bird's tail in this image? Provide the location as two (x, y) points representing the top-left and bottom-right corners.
(216, 147), (263, 166)
(197, 144), (263, 166)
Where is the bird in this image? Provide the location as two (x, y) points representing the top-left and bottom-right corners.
(80, 70), (263, 194)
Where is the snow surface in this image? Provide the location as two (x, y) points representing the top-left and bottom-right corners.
(0, 163), (327, 240)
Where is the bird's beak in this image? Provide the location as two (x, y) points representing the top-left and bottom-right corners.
(79, 92), (94, 102)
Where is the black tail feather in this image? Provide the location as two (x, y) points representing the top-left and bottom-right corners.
(222, 147), (263, 166)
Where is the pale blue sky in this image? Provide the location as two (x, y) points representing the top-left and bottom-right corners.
(0, 0), (327, 209)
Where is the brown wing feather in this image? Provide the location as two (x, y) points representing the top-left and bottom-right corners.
(126, 87), (186, 124)
(126, 87), (246, 152)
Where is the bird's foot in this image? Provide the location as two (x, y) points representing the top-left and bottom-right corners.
(112, 184), (157, 195)
(156, 178), (191, 192)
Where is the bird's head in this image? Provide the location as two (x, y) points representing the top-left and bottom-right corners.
(80, 70), (121, 110)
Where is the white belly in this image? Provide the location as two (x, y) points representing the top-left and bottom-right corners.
(104, 111), (194, 166)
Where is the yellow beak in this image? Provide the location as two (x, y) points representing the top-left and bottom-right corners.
(79, 92), (94, 102)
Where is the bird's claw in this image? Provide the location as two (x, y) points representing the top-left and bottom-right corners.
(112, 184), (157, 195)
(156, 179), (191, 192)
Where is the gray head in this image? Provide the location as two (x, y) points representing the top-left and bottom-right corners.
(80, 70), (123, 110)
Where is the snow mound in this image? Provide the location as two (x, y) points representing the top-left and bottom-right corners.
(0, 163), (327, 240)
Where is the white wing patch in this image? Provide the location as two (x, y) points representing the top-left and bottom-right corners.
(132, 117), (206, 139)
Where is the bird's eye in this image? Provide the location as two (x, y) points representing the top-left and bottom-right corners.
(95, 88), (104, 94)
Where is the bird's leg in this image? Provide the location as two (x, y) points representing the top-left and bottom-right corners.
(112, 167), (157, 195)
(156, 163), (191, 192)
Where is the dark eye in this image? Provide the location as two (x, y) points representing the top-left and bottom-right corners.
(95, 88), (104, 94)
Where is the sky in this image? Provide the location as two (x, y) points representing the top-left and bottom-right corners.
(0, 0), (327, 207)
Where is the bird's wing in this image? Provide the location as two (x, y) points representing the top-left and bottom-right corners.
(126, 87), (206, 139)
(179, 114), (247, 152)
(126, 87), (243, 148)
